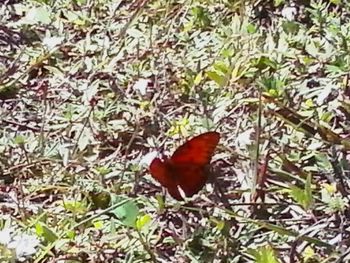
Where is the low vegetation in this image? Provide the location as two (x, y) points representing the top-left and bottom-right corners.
(1, 0), (349, 262)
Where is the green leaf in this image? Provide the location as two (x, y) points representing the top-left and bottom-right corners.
(246, 23), (257, 34)
(274, 0), (285, 7)
(252, 56), (278, 70)
(282, 21), (300, 34)
(36, 222), (58, 243)
(213, 62), (230, 74)
(289, 174), (313, 210)
(14, 135), (26, 145)
(289, 185), (307, 208)
(25, 6), (51, 25)
(65, 230), (75, 239)
(63, 199), (88, 215)
(74, 0), (87, 4)
(206, 71), (226, 87)
(191, 6), (210, 28)
(248, 245), (280, 263)
(304, 174), (313, 209)
(92, 220), (104, 230)
(136, 214), (151, 231)
(112, 197), (139, 228)
(193, 72), (203, 85)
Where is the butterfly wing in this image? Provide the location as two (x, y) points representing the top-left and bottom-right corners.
(149, 158), (173, 188)
(170, 132), (220, 165)
(149, 157), (184, 200)
(149, 132), (220, 201)
(170, 131), (220, 198)
(173, 164), (209, 198)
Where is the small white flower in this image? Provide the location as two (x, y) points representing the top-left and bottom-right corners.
(281, 6), (297, 21)
(133, 78), (150, 95)
(8, 234), (40, 259)
(0, 228), (12, 245)
(140, 151), (159, 167)
(235, 128), (254, 149)
(42, 36), (64, 50)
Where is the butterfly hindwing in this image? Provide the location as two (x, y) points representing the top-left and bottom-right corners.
(150, 158), (174, 188)
(149, 158), (183, 200)
(174, 164), (209, 198)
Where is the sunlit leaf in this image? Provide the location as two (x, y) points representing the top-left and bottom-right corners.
(112, 197), (139, 228)
(247, 245), (280, 263)
(35, 222), (58, 243)
(25, 6), (51, 24)
(136, 214), (151, 231)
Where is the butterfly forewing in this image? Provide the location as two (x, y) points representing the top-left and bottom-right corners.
(170, 132), (220, 165)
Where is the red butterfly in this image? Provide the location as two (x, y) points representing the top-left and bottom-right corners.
(149, 131), (220, 200)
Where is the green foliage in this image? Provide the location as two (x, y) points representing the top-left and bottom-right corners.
(247, 245), (280, 263)
(35, 222), (58, 243)
(112, 197), (139, 228)
(1, 0), (350, 262)
(288, 174), (314, 210)
(321, 183), (348, 213)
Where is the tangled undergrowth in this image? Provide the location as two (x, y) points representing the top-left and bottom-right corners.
(1, 0), (350, 262)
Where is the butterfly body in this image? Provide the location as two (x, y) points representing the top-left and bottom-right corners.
(149, 132), (220, 200)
